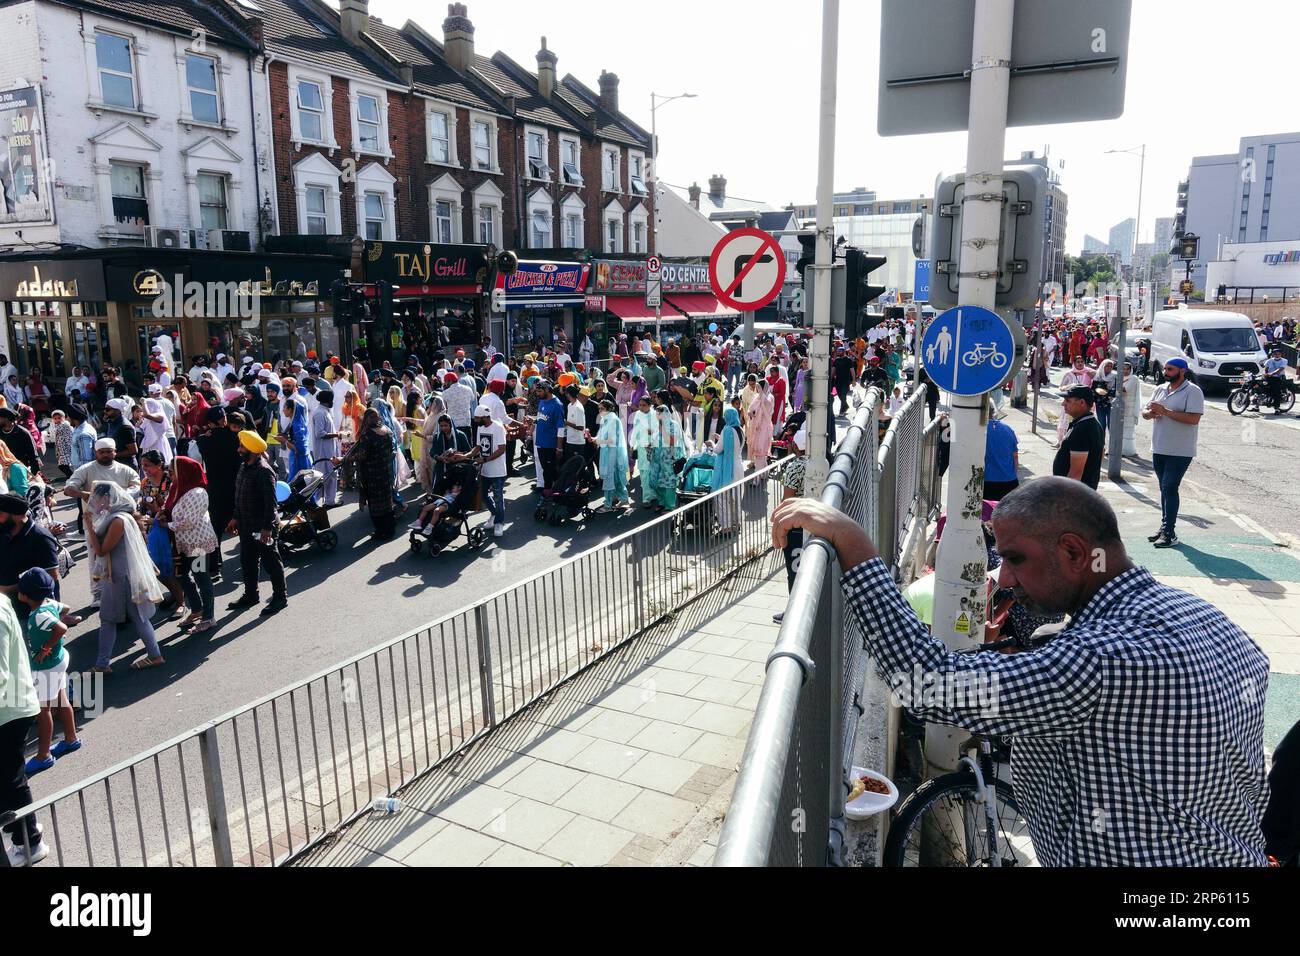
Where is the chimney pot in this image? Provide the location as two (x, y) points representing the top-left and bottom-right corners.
(537, 36), (557, 99)
(688, 182), (701, 210)
(443, 2), (476, 72)
(708, 174), (726, 201)
(598, 70), (619, 111)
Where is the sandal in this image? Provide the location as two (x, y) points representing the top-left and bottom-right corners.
(191, 620), (215, 634)
(130, 657), (166, 671)
(178, 613), (202, 630)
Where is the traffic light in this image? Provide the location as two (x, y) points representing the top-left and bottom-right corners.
(843, 246), (888, 338)
(330, 278), (349, 329)
(795, 232), (816, 282)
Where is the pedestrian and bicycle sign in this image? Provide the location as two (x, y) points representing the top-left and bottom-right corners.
(920, 305), (1015, 395)
(709, 227), (784, 312)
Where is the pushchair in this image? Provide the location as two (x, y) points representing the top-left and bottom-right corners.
(671, 452), (720, 538)
(276, 468), (340, 557)
(772, 411), (806, 460)
(534, 452), (594, 526)
(408, 460), (490, 554)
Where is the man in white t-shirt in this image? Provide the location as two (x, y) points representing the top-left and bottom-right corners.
(486, 355), (511, 385)
(473, 405), (508, 537)
(213, 354), (237, 384)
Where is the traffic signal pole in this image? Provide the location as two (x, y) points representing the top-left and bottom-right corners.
(925, 0), (1014, 775)
(803, 0), (839, 495)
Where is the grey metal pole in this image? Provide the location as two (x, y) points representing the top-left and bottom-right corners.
(651, 95), (662, 345)
(1109, 144), (1143, 480)
(803, 0), (840, 496)
(926, 0), (1014, 775)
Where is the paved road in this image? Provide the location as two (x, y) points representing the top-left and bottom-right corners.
(1033, 371), (1300, 541)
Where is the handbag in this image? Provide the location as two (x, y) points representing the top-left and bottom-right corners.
(145, 521), (175, 577)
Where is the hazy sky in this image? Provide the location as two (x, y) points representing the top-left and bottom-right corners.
(370, 0), (1298, 254)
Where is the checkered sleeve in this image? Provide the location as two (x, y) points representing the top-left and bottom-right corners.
(841, 560), (1102, 739)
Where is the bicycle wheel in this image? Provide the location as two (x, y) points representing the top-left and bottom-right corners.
(882, 772), (1035, 867)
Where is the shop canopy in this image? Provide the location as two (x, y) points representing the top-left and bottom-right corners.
(605, 295), (683, 324)
(664, 294), (742, 321)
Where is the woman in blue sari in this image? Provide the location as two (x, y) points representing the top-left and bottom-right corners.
(590, 398), (629, 512)
(711, 406), (746, 533)
(280, 377), (312, 480)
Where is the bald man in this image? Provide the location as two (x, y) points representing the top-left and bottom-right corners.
(772, 477), (1269, 866)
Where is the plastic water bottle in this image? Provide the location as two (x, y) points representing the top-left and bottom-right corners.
(370, 797), (401, 814)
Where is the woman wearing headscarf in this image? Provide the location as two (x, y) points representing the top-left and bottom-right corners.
(646, 395), (683, 513)
(349, 407), (398, 540)
(589, 398), (630, 513)
(792, 356), (810, 412)
(711, 406), (746, 533)
(18, 404), (43, 457)
(157, 456), (217, 633)
(629, 393), (659, 508)
(0, 439), (28, 495)
(279, 377), (312, 480)
(766, 365), (787, 431)
(372, 397), (410, 507)
(747, 379), (776, 468)
(1121, 360), (1142, 458)
(84, 483), (167, 671)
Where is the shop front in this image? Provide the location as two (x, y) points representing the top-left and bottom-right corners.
(496, 260), (590, 356)
(0, 248), (348, 391)
(660, 261), (740, 337)
(0, 257), (112, 388)
(582, 258), (675, 356)
(357, 240), (488, 367)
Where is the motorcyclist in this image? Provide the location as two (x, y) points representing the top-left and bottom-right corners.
(1263, 347), (1289, 413)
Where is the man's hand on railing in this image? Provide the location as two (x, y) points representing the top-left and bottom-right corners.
(772, 498), (879, 572)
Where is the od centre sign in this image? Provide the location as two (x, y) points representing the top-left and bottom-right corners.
(709, 228), (784, 312)
(920, 305), (1016, 395)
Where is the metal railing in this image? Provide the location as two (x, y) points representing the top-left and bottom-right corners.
(715, 386), (942, 866)
(3, 460), (789, 868)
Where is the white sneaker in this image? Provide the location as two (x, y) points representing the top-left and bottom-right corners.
(493, 525), (505, 538)
(7, 838), (50, 866)
(407, 520), (425, 532)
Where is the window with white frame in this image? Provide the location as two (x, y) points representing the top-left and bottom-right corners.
(560, 136), (583, 186)
(110, 161), (148, 225)
(478, 204), (495, 244)
(197, 173), (228, 230)
(296, 78), (326, 143)
(363, 191), (386, 239)
(304, 186), (328, 234)
(354, 90), (385, 154)
(528, 191), (552, 247)
(526, 128), (549, 180)
(629, 152), (647, 196)
(186, 53), (221, 124)
(471, 115), (497, 171)
(428, 173), (462, 243)
(354, 162), (395, 240)
(602, 145), (621, 192)
(561, 193), (585, 249)
(427, 105), (457, 165)
(96, 32), (137, 110)
(474, 181), (504, 245)
(606, 217), (621, 253)
(293, 152), (342, 235)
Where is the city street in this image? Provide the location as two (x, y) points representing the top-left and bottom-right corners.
(35, 468), (674, 797)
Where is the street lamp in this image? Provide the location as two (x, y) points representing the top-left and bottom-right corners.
(650, 92), (697, 342)
(1103, 144), (1145, 481)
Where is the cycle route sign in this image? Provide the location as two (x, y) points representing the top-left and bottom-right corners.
(920, 305), (1015, 395)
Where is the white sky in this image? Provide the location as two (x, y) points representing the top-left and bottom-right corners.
(370, 0), (1300, 254)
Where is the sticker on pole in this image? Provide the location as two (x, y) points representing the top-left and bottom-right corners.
(709, 227), (784, 312)
(920, 305), (1015, 395)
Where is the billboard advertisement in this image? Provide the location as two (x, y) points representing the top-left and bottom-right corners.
(0, 86), (52, 226)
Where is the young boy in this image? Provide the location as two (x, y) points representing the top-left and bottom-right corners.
(16, 568), (82, 775)
(44, 408), (74, 481)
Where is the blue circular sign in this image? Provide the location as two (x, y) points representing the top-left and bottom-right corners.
(920, 306), (1015, 395)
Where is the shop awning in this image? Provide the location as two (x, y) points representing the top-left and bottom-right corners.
(664, 294), (741, 320)
(605, 295), (672, 322)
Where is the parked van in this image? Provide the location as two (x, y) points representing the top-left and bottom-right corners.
(1149, 306), (1266, 391)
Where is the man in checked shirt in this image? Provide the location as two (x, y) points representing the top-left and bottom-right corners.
(773, 477), (1271, 866)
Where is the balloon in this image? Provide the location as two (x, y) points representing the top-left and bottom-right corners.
(275, 481), (291, 503)
(709, 323), (718, 333)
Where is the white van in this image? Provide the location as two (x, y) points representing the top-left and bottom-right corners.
(1149, 306), (1266, 390)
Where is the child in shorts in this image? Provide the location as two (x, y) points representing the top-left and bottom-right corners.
(17, 567), (82, 775)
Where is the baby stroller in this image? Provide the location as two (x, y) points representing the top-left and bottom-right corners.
(409, 460), (490, 555)
(672, 452), (720, 538)
(772, 411), (806, 460)
(276, 468), (340, 557)
(535, 452), (594, 526)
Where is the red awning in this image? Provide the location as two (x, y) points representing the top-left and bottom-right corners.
(605, 295), (667, 322)
(665, 294), (741, 319)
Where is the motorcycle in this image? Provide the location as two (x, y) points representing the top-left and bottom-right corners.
(1227, 371), (1296, 415)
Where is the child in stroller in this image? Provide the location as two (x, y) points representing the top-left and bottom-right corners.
(276, 467), (339, 555)
(535, 451), (594, 525)
(409, 460), (487, 553)
(772, 410), (806, 460)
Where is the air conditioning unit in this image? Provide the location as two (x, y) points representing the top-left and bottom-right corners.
(144, 227), (184, 249)
(187, 229), (209, 250)
(219, 230), (252, 252)
(205, 229), (223, 251)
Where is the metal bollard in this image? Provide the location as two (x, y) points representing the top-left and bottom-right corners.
(198, 726), (236, 867)
(474, 604), (497, 729)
